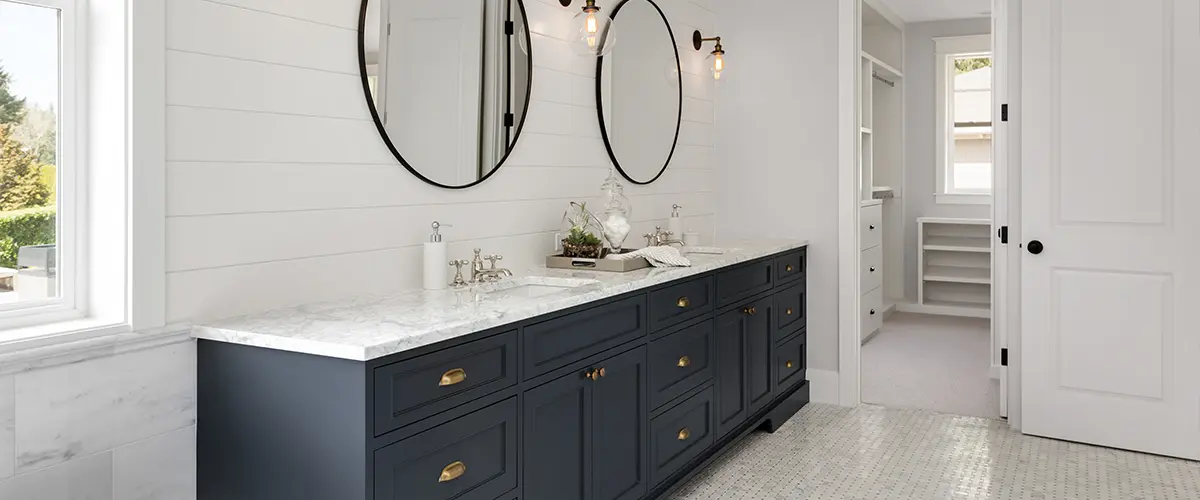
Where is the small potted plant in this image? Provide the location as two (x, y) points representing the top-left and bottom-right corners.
(561, 202), (604, 258)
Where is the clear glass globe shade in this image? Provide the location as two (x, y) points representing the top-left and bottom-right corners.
(706, 51), (725, 82)
(571, 9), (616, 57)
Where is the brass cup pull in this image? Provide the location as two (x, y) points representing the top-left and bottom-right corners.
(439, 368), (467, 387)
(786, 360), (794, 369)
(742, 306), (757, 315)
(786, 308), (794, 316)
(678, 428), (691, 441)
(677, 297), (691, 308)
(786, 265), (794, 272)
(677, 356), (691, 368)
(439, 461), (467, 483)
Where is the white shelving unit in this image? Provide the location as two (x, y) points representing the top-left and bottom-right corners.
(918, 218), (992, 318)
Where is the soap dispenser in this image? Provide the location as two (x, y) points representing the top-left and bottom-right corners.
(667, 204), (685, 242)
(424, 221), (450, 290)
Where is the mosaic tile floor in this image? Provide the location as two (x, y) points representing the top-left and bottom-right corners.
(669, 404), (1200, 500)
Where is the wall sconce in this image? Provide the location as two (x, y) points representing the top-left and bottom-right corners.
(693, 31), (725, 81)
(559, 0), (617, 57)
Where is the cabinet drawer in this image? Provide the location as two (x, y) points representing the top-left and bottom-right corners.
(862, 287), (883, 341)
(650, 387), (715, 486)
(862, 204), (882, 250)
(774, 248), (807, 285)
(648, 320), (715, 408)
(773, 282), (807, 341)
(374, 398), (518, 500)
(775, 331), (806, 393)
(524, 295), (647, 379)
(716, 259), (774, 308)
(649, 276), (714, 333)
(861, 245), (882, 294)
(374, 331), (518, 436)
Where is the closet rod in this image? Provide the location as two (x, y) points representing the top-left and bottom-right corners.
(872, 71), (895, 87)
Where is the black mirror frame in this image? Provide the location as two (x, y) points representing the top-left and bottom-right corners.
(595, 0), (683, 186)
(357, 0), (535, 190)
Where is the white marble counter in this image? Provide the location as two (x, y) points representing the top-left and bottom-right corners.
(192, 240), (808, 361)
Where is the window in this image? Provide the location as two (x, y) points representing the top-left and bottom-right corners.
(935, 35), (993, 204)
(0, 0), (78, 324)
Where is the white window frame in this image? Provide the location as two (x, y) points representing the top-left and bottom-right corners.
(935, 34), (993, 205)
(0, 0), (83, 327)
(0, 0), (167, 348)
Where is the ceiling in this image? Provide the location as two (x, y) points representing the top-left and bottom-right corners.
(876, 0), (991, 23)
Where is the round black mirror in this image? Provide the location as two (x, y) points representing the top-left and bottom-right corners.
(596, 0), (682, 185)
(358, 0), (534, 189)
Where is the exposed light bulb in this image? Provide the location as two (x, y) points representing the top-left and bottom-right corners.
(713, 53), (724, 73)
(586, 12), (598, 34)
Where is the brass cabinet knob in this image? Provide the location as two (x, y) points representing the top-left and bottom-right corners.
(786, 308), (794, 316)
(597, 367), (606, 378)
(786, 360), (794, 369)
(439, 368), (467, 387)
(742, 306), (757, 315)
(677, 297), (690, 308)
(586, 369), (599, 381)
(678, 428), (691, 441)
(786, 265), (794, 272)
(439, 461), (467, 482)
(677, 356), (691, 368)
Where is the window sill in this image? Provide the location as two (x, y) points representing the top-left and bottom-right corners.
(936, 193), (993, 205)
(0, 320), (192, 375)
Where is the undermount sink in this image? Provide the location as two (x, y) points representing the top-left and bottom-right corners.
(477, 277), (600, 299)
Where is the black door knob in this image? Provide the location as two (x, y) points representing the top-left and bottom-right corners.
(1028, 240), (1044, 255)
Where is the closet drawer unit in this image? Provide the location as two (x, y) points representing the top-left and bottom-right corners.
(373, 398), (518, 500)
(649, 276), (715, 333)
(374, 331), (518, 436)
(775, 331), (807, 393)
(716, 259), (774, 308)
(774, 248), (807, 285)
(861, 245), (883, 294)
(649, 387), (716, 486)
(773, 282), (807, 341)
(862, 287), (883, 340)
(861, 204), (882, 251)
(648, 320), (715, 408)
(523, 295), (647, 379)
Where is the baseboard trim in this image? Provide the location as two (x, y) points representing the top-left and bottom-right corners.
(896, 302), (991, 319)
(806, 368), (840, 405)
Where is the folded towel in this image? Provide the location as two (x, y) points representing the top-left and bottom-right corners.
(607, 246), (692, 268)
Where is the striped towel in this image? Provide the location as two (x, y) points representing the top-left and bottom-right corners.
(607, 246), (692, 268)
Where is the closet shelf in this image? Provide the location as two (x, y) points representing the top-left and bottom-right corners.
(861, 51), (903, 79)
(923, 236), (991, 253)
(924, 266), (991, 285)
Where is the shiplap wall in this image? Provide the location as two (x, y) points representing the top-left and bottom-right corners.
(164, 0), (720, 323)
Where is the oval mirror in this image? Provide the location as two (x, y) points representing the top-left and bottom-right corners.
(359, 0), (533, 189)
(597, 0), (682, 185)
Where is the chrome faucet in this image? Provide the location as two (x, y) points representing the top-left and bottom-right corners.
(470, 249), (514, 283)
(643, 226), (677, 247)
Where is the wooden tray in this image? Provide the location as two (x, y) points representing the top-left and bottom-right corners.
(546, 251), (651, 272)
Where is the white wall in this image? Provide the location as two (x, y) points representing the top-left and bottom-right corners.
(902, 17), (991, 299)
(163, 0), (720, 323)
(715, 0), (840, 372)
(0, 333), (196, 500)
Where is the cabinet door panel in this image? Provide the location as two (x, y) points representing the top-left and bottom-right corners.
(747, 297), (774, 415)
(523, 371), (592, 500)
(591, 348), (649, 500)
(714, 309), (747, 436)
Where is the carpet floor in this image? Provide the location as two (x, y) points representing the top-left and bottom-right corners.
(861, 312), (999, 419)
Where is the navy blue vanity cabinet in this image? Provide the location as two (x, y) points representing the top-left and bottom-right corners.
(197, 246), (809, 500)
(523, 346), (648, 500)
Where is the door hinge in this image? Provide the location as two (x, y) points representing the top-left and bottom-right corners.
(504, 112), (515, 127)
(998, 226), (1009, 244)
(505, 21), (515, 36)
(1001, 348), (1009, 367)
(1001, 104), (1009, 122)
(387, 22), (391, 36)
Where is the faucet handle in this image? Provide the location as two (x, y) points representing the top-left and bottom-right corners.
(484, 254), (503, 269)
(449, 260), (470, 288)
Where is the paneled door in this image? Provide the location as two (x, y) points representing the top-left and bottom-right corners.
(1021, 0), (1200, 459)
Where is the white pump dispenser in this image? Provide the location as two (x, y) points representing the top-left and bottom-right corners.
(423, 222), (450, 290)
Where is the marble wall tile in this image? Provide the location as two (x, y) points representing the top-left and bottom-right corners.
(14, 341), (196, 474)
(114, 425), (196, 500)
(0, 375), (13, 480)
(0, 450), (113, 500)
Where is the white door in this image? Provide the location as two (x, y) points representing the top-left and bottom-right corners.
(386, 0), (484, 185)
(1022, 0), (1200, 459)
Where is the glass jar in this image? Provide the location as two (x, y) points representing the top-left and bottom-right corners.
(599, 169), (633, 252)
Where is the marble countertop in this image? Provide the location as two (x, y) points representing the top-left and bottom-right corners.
(192, 239), (808, 361)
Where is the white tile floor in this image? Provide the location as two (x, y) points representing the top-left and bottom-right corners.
(862, 313), (998, 418)
(670, 404), (1200, 500)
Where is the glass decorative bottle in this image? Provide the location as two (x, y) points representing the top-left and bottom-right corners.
(599, 169), (633, 252)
